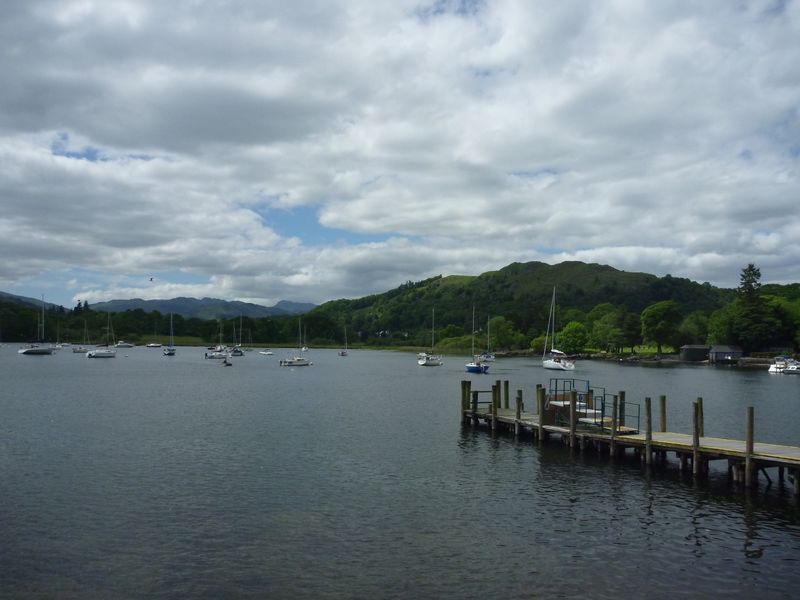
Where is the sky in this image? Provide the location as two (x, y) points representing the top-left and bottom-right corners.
(2, 0), (799, 309)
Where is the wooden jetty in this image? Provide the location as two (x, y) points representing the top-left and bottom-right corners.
(460, 378), (800, 496)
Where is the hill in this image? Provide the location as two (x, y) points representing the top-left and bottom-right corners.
(89, 297), (315, 319)
(309, 261), (739, 343)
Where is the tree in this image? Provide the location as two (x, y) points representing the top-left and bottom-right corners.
(640, 300), (682, 353)
(557, 321), (588, 354)
(738, 263), (762, 302)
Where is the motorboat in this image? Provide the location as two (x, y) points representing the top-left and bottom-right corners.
(115, 340), (134, 348)
(279, 355), (312, 367)
(418, 352), (443, 367)
(87, 347), (116, 358)
(769, 356), (799, 374)
(18, 344), (55, 355)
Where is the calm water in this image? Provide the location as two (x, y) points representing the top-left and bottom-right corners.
(1, 346), (799, 598)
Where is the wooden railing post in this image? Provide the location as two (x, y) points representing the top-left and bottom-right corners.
(692, 400), (700, 477)
(471, 391), (479, 426)
(537, 386), (545, 442)
(569, 390), (577, 448)
(504, 380), (510, 410)
(515, 390), (522, 437)
(645, 397), (652, 467)
(618, 390), (626, 427)
(697, 397), (704, 438)
(659, 395), (667, 432)
(610, 395), (618, 456)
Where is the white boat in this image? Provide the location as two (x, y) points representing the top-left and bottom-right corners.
(769, 356), (799, 374)
(465, 306), (489, 373)
(115, 340), (134, 348)
(163, 314), (176, 356)
(87, 314), (117, 358)
(280, 318), (312, 366)
(418, 308), (443, 366)
(259, 349), (274, 356)
(18, 296), (55, 355)
(146, 342), (162, 348)
(542, 287), (575, 371)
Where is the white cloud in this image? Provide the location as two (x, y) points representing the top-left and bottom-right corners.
(1, 0), (799, 307)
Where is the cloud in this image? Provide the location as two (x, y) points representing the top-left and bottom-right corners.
(1, 0), (799, 308)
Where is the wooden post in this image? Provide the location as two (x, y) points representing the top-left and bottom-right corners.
(692, 400), (700, 477)
(697, 397), (704, 438)
(618, 390), (626, 428)
(745, 406), (755, 488)
(504, 380), (510, 410)
(659, 395), (667, 432)
(491, 388), (497, 431)
(644, 397), (652, 467)
(537, 386), (545, 442)
(471, 391), (479, 426)
(794, 470), (800, 496)
(610, 394), (618, 456)
(586, 389), (593, 409)
(569, 390), (577, 448)
(515, 390), (522, 436)
(461, 380), (471, 423)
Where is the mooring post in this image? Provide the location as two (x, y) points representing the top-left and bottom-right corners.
(618, 390), (626, 428)
(659, 395), (667, 432)
(537, 386), (545, 442)
(610, 394), (618, 457)
(697, 397), (704, 438)
(569, 390), (577, 448)
(645, 396), (652, 467)
(471, 391), (479, 426)
(692, 400), (700, 477)
(461, 380), (471, 423)
(745, 406), (755, 488)
(491, 390), (497, 431)
(515, 390), (522, 436)
(504, 380), (510, 410)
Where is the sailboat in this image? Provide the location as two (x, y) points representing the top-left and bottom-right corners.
(477, 316), (495, 362)
(418, 308), (443, 366)
(73, 319), (91, 353)
(87, 313), (117, 358)
(18, 296), (55, 355)
(465, 306), (489, 373)
(338, 326), (348, 356)
(280, 318), (312, 366)
(542, 286), (574, 371)
(163, 313), (176, 356)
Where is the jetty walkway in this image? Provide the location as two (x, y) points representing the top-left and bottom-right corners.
(460, 378), (800, 495)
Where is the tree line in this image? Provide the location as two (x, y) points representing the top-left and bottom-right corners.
(2, 264), (798, 354)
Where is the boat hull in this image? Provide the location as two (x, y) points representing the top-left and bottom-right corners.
(465, 362), (489, 373)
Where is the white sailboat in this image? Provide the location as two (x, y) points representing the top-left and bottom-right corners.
(338, 326), (348, 356)
(163, 313), (176, 356)
(280, 318), (312, 366)
(465, 306), (489, 373)
(18, 296), (55, 355)
(542, 286), (574, 371)
(73, 319), (91, 353)
(418, 308), (443, 366)
(87, 313), (117, 358)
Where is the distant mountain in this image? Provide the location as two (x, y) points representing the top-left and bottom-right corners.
(0, 291), (63, 311)
(88, 297), (315, 319)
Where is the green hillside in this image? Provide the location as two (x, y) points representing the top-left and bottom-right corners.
(309, 261), (735, 345)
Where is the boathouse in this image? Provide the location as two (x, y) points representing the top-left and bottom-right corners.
(709, 344), (743, 364)
(679, 345), (709, 362)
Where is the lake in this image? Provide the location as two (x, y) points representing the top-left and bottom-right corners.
(1, 345), (799, 598)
